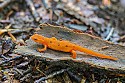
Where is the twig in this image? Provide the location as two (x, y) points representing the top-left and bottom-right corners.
(34, 68), (70, 83)
(67, 71), (82, 82)
(41, 0), (49, 9)
(8, 32), (17, 43)
(0, 20), (10, 23)
(20, 73), (32, 82)
(0, 0), (13, 11)
(25, 0), (40, 22)
(105, 27), (114, 40)
(0, 56), (22, 65)
(13, 68), (24, 76)
(0, 54), (8, 59)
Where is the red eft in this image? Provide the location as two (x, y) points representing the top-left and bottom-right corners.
(30, 34), (118, 60)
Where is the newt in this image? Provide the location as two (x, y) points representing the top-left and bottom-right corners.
(30, 34), (118, 60)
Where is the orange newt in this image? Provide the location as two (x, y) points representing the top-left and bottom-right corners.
(30, 34), (118, 60)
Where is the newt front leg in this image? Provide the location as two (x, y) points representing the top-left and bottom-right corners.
(37, 45), (47, 52)
(71, 50), (77, 59)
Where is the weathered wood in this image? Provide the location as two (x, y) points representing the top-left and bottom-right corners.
(14, 23), (125, 73)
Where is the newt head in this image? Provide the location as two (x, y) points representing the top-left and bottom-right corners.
(30, 34), (45, 44)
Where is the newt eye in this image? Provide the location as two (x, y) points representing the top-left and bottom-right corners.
(34, 38), (37, 40)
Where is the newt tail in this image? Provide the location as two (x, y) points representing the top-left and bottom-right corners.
(74, 45), (118, 60)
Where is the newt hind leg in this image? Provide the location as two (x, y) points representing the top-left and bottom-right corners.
(37, 45), (47, 52)
(71, 50), (77, 59)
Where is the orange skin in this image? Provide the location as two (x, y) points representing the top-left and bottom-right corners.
(30, 34), (118, 60)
